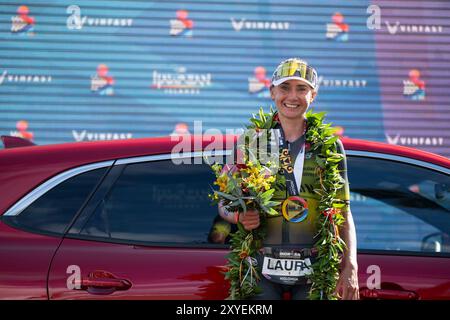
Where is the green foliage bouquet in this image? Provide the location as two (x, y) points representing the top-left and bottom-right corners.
(209, 152), (280, 299)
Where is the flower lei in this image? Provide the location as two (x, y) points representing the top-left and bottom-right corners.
(224, 107), (347, 300)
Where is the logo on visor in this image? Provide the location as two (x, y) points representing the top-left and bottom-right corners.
(170, 10), (193, 37)
(403, 69), (425, 101)
(11, 5), (35, 35)
(326, 12), (348, 42)
(248, 66), (271, 98)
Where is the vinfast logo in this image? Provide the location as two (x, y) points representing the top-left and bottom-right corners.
(326, 12), (348, 41)
(231, 18), (290, 32)
(385, 21), (443, 35)
(170, 10), (193, 37)
(66, 5), (133, 30)
(11, 5), (35, 35)
(0, 70), (52, 86)
(365, 5), (444, 35)
(0, 71), (7, 85)
(91, 64), (114, 96)
(385, 134), (444, 147)
(403, 69), (425, 101)
(10, 120), (34, 141)
(72, 130), (133, 142)
(318, 76), (367, 88)
(151, 67), (212, 95)
(248, 66), (270, 98)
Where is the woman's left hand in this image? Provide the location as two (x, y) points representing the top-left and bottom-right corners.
(335, 262), (360, 300)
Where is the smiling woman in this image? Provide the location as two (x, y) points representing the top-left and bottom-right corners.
(213, 58), (359, 300)
(269, 59), (318, 142)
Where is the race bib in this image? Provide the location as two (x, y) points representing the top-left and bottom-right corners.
(262, 256), (313, 278)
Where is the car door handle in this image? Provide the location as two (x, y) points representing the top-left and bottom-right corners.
(360, 288), (418, 300)
(81, 278), (131, 290)
(76, 270), (132, 293)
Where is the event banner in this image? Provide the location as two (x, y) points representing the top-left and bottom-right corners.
(0, 0), (449, 157)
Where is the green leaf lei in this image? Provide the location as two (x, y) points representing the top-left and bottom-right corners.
(223, 107), (347, 300)
(302, 110), (347, 300)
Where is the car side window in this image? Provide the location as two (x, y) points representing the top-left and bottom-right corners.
(347, 156), (450, 254)
(3, 168), (107, 236)
(80, 159), (221, 245)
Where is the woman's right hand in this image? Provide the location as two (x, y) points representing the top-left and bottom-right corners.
(238, 210), (260, 231)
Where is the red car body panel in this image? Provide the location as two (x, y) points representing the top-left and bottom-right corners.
(0, 222), (60, 299)
(48, 239), (229, 300)
(1, 136), (449, 299)
(358, 254), (450, 300)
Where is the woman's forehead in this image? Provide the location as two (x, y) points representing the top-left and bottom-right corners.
(279, 79), (312, 88)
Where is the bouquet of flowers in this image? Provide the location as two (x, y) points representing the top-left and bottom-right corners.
(208, 119), (281, 299)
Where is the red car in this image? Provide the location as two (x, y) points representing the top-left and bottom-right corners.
(0, 135), (449, 300)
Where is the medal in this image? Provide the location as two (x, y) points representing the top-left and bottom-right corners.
(281, 196), (308, 223)
(274, 119), (308, 223)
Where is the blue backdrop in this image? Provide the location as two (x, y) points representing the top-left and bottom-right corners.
(0, 0), (449, 157)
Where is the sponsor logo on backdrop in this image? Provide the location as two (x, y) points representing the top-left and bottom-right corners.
(11, 5), (35, 35)
(170, 123), (190, 136)
(326, 12), (348, 41)
(66, 5), (133, 30)
(386, 134), (444, 146)
(151, 66), (211, 95)
(403, 69), (425, 101)
(72, 130), (132, 142)
(170, 10), (193, 37)
(318, 76), (367, 88)
(334, 126), (346, 138)
(91, 64), (114, 95)
(248, 66), (270, 98)
(366, 5), (444, 34)
(10, 120), (34, 141)
(385, 21), (443, 35)
(231, 18), (290, 31)
(0, 70), (52, 86)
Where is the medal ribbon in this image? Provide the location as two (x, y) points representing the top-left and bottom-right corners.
(273, 119), (309, 223)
